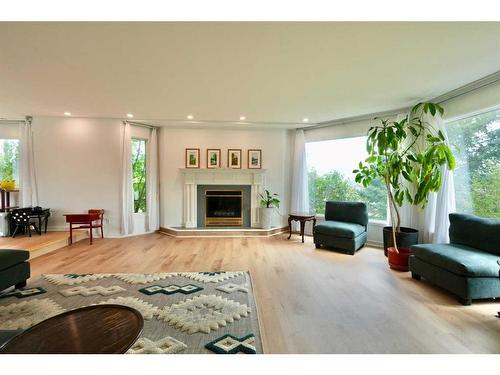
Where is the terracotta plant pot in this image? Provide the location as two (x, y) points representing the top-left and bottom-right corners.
(387, 247), (411, 271)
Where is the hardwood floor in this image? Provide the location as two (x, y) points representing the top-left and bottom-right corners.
(0, 230), (87, 258)
(29, 232), (500, 353)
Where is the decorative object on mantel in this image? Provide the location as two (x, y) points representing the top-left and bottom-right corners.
(185, 148), (200, 168)
(0, 271), (263, 354)
(247, 149), (262, 169)
(259, 190), (280, 229)
(227, 149), (242, 169)
(207, 149), (221, 169)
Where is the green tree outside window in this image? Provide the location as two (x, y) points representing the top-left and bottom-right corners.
(132, 138), (147, 213)
(0, 139), (20, 183)
(447, 108), (500, 218)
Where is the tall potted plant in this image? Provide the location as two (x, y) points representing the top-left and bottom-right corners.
(259, 190), (280, 229)
(353, 102), (455, 270)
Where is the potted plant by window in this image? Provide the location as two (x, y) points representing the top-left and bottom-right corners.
(353, 102), (455, 270)
(259, 190), (280, 229)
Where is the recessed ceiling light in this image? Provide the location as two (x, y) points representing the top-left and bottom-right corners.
(64, 112), (71, 116)
(239, 116), (246, 121)
(303, 118), (309, 122)
(187, 115), (194, 120)
(126, 113), (134, 118)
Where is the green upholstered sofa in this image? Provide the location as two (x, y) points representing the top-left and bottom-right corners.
(313, 201), (368, 255)
(0, 249), (30, 292)
(409, 213), (500, 305)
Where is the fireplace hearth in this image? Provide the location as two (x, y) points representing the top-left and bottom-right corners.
(205, 190), (243, 226)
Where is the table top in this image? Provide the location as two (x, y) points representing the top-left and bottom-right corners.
(64, 213), (100, 222)
(289, 213), (316, 219)
(0, 304), (144, 354)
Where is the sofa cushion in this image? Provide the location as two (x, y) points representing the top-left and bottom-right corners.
(411, 243), (500, 277)
(324, 201), (368, 227)
(0, 250), (30, 271)
(449, 213), (500, 256)
(314, 220), (366, 239)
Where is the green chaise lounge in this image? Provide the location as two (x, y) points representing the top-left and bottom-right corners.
(409, 213), (500, 305)
(313, 201), (368, 255)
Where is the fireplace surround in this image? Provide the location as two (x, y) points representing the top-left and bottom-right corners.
(181, 168), (265, 228)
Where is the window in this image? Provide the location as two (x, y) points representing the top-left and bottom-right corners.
(131, 138), (147, 213)
(306, 136), (387, 221)
(447, 108), (500, 218)
(0, 139), (19, 184)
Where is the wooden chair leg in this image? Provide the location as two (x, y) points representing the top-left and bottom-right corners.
(101, 224), (104, 238)
(89, 221), (93, 245)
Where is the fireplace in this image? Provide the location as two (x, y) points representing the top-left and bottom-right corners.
(205, 190), (243, 226)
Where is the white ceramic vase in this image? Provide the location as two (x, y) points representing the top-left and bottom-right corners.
(259, 207), (274, 229)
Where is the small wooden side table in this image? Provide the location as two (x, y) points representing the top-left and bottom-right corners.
(288, 213), (316, 243)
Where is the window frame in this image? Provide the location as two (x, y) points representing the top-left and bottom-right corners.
(305, 135), (388, 224)
(444, 105), (500, 218)
(0, 137), (20, 186)
(131, 137), (148, 215)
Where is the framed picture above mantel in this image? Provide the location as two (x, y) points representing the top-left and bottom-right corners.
(227, 149), (242, 169)
(185, 148), (200, 168)
(248, 149), (262, 169)
(207, 149), (221, 169)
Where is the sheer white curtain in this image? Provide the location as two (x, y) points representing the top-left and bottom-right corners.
(424, 112), (456, 243)
(290, 129), (310, 230)
(120, 121), (134, 235)
(399, 112), (455, 243)
(146, 127), (159, 231)
(18, 118), (38, 207)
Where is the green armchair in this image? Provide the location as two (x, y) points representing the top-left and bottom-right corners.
(313, 201), (368, 255)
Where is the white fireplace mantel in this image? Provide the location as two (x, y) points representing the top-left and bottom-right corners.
(180, 168), (266, 228)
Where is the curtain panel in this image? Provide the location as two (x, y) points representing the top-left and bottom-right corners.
(18, 119), (38, 207)
(120, 121), (134, 235)
(146, 127), (159, 231)
(290, 129), (310, 230)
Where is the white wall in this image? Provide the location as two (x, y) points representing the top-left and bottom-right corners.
(159, 126), (293, 228)
(31, 117), (122, 235)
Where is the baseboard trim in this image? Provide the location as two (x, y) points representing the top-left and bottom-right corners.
(159, 226), (288, 238)
(366, 240), (383, 249)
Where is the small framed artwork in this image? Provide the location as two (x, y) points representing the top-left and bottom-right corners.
(227, 149), (242, 169)
(185, 148), (200, 168)
(207, 149), (221, 168)
(248, 149), (262, 169)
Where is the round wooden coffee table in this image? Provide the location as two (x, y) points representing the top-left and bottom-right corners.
(0, 304), (144, 354)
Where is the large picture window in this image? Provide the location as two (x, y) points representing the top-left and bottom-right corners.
(131, 138), (147, 213)
(447, 108), (499, 218)
(0, 139), (19, 184)
(306, 136), (387, 221)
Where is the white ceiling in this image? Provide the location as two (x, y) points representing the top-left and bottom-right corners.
(0, 22), (499, 126)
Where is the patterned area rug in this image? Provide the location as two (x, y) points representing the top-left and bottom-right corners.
(0, 272), (263, 354)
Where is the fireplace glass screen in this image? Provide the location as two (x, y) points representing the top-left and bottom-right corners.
(205, 190), (243, 226)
